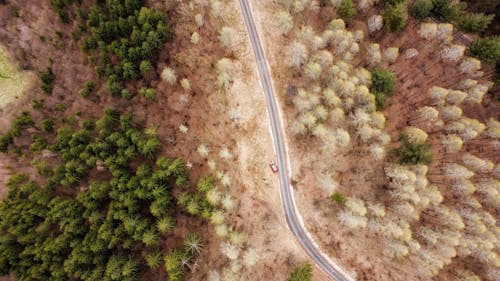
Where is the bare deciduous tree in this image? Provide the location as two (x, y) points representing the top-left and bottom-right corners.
(195, 13), (204, 28)
(368, 15), (383, 34)
(305, 61), (322, 80)
(197, 143), (210, 157)
(242, 248), (258, 268)
(286, 41), (308, 68)
(210, 0), (224, 20)
(436, 23), (453, 41)
(276, 10), (293, 35)
(218, 26), (238, 49)
(403, 126), (428, 144)
(429, 86), (449, 106)
(191, 32), (200, 45)
(181, 78), (191, 91)
(442, 163), (474, 180)
(462, 153), (494, 173)
(335, 128), (350, 147)
(297, 25), (315, 45)
(384, 47), (399, 64)
(418, 23), (437, 40)
(466, 83), (490, 104)
(441, 105), (463, 121)
(459, 57), (481, 74)
(366, 43), (382, 65)
(161, 67), (177, 85)
(329, 19), (346, 30)
(446, 90), (467, 105)
(441, 44), (465, 62)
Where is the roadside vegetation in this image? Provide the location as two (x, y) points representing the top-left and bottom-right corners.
(287, 262), (312, 281)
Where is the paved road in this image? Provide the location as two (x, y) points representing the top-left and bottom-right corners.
(238, 1), (354, 280)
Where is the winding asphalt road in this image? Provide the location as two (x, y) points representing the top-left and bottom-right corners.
(238, 0), (354, 280)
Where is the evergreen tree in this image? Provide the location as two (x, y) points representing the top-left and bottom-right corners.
(383, 3), (407, 32)
(287, 263), (313, 281)
(430, 0), (466, 22)
(469, 36), (500, 64)
(458, 13), (495, 34)
(371, 67), (395, 96)
(409, 0), (433, 20)
(394, 134), (432, 164)
(337, 0), (356, 22)
(0, 108), (206, 281)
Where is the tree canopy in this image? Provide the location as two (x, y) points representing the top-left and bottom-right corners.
(383, 2), (407, 32)
(0, 109), (198, 281)
(371, 67), (395, 95)
(287, 263), (313, 281)
(337, 0), (357, 22)
(410, 0), (433, 20)
(69, 0), (172, 98)
(409, 0), (495, 34)
(457, 13), (495, 34)
(394, 134), (433, 165)
(469, 36), (500, 64)
(370, 67), (395, 110)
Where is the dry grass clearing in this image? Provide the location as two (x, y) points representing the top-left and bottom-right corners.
(0, 44), (33, 108)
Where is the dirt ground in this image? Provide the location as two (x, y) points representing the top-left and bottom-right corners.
(0, 0), (322, 280)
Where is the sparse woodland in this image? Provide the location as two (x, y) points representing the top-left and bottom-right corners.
(272, 0), (499, 280)
(287, 262), (312, 281)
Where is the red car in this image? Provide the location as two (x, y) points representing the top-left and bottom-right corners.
(269, 161), (279, 173)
